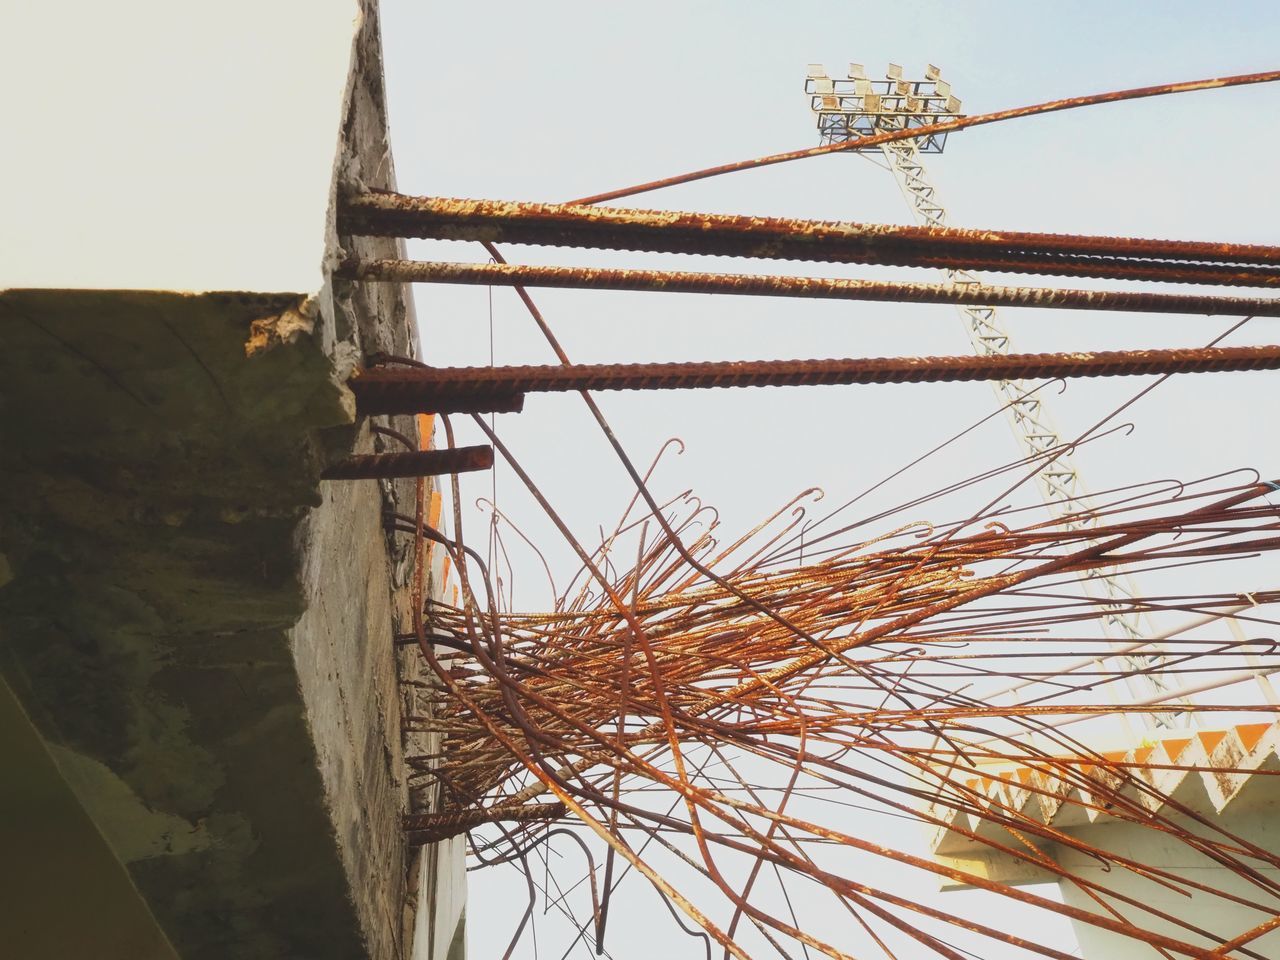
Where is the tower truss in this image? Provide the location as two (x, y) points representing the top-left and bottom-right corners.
(805, 62), (1181, 719)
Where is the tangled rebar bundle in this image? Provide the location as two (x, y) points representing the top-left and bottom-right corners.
(361, 65), (1280, 960)
(399, 437), (1280, 959)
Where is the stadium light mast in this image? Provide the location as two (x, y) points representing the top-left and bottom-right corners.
(803, 62), (1182, 721)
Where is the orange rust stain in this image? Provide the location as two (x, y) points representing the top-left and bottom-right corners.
(417, 413), (435, 450)
(423, 489), (444, 565)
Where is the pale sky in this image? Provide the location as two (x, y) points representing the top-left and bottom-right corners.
(1, 0), (358, 292)
(379, 3), (1280, 956)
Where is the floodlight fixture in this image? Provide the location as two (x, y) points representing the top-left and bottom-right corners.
(804, 60), (963, 155)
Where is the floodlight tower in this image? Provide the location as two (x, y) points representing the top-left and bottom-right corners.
(803, 63), (1181, 720)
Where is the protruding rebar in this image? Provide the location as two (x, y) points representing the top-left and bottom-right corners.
(350, 381), (525, 417)
(321, 447), (494, 480)
(339, 194), (1280, 287)
(341, 258), (1280, 317)
(403, 802), (568, 844)
(348, 344), (1280, 414)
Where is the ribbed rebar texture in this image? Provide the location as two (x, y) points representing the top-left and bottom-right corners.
(403, 802), (568, 844)
(321, 447), (494, 480)
(339, 194), (1280, 287)
(350, 387), (526, 417)
(350, 345), (1280, 414)
(342, 259), (1280, 317)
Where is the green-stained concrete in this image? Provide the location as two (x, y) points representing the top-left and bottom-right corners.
(0, 289), (371, 959)
(0, 673), (179, 960)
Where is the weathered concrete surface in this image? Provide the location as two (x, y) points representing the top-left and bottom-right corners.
(404, 498), (469, 960)
(0, 289), (373, 959)
(0, 674), (178, 960)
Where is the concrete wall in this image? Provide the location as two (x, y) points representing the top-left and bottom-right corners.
(1059, 806), (1280, 958)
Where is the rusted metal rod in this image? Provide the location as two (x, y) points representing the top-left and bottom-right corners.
(338, 195), (1280, 287)
(341, 259), (1280, 318)
(403, 802), (568, 844)
(349, 344), (1280, 413)
(321, 447), (494, 480)
(351, 387), (525, 417)
(569, 68), (1280, 206)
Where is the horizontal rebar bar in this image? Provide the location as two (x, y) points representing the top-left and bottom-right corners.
(321, 447), (494, 479)
(350, 388), (525, 417)
(403, 802), (568, 844)
(341, 259), (1280, 317)
(350, 344), (1280, 413)
(339, 195), (1280, 287)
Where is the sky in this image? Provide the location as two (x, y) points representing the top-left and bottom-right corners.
(378, 3), (1280, 956)
(2, 0), (357, 292)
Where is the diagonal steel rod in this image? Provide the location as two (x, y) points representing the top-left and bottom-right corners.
(340, 258), (1280, 317)
(568, 68), (1280, 206)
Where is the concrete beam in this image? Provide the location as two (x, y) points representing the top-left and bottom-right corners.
(0, 288), (379, 959)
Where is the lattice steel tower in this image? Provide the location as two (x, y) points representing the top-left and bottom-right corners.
(803, 62), (1181, 720)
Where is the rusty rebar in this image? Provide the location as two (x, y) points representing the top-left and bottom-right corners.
(414, 456), (1280, 959)
(350, 344), (1280, 413)
(403, 802), (568, 844)
(338, 195), (1280, 287)
(321, 447), (494, 480)
(341, 259), (1280, 317)
(568, 68), (1280, 206)
(387, 64), (1280, 960)
(351, 386), (525, 417)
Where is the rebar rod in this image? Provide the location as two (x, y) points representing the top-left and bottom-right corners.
(569, 68), (1280, 205)
(350, 389), (525, 418)
(341, 258), (1280, 317)
(351, 344), (1280, 414)
(320, 447), (494, 479)
(403, 802), (567, 843)
(339, 195), (1280, 287)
